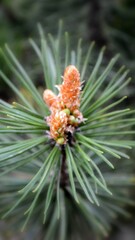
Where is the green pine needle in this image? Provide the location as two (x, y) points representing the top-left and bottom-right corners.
(0, 23), (135, 239)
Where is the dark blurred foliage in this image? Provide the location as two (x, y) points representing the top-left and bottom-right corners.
(88, 0), (135, 101)
(0, 0), (135, 102)
(0, 0), (135, 100)
(0, 0), (89, 100)
(0, 0), (89, 43)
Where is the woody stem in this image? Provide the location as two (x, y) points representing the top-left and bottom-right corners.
(60, 145), (68, 189)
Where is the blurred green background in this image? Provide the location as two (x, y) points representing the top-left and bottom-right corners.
(0, 0), (135, 239)
(0, 0), (135, 101)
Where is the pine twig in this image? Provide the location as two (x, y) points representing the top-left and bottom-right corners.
(60, 146), (68, 189)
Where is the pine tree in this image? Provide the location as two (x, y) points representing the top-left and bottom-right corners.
(0, 23), (135, 240)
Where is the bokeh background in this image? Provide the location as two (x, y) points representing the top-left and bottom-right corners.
(0, 0), (135, 239)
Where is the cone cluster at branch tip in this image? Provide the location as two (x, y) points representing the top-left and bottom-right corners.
(43, 65), (83, 144)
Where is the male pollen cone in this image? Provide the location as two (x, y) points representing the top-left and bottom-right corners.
(43, 65), (83, 144)
(59, 65), (81, 111)
(43, 89), (60, 111)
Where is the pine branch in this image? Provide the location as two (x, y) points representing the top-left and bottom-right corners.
(60, 145), (68, 189)
(0, 22), (135, 239)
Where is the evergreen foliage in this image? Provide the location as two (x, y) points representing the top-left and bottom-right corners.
(0, 24), (135, 239)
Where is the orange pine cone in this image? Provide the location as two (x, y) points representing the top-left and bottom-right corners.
(43, 65), (83, 144)
(47, 110), (68, 141)
(43, 89), (60, 111)
(59, 65), (81, 111)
